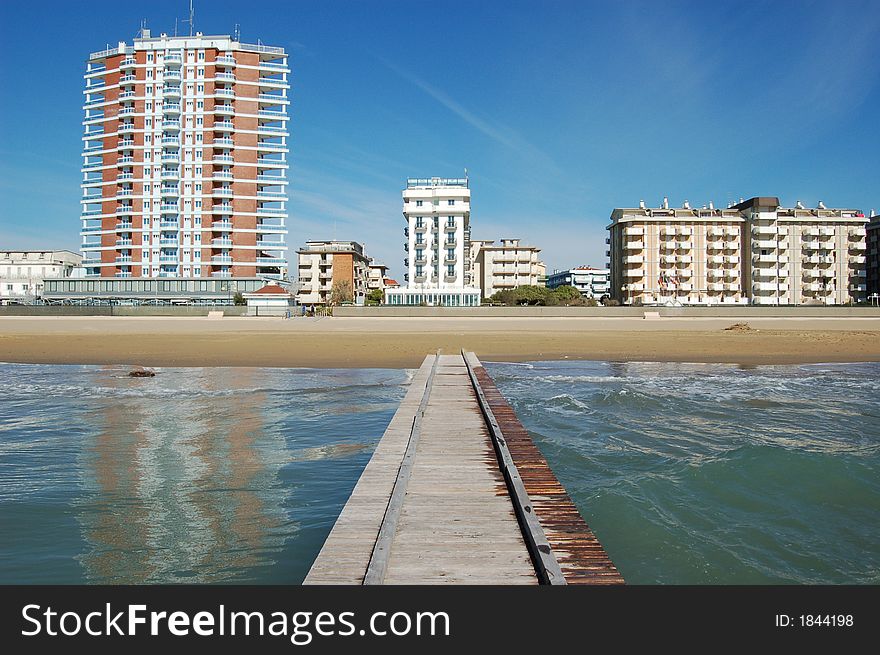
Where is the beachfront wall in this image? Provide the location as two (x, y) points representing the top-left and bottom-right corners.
(334, 305), (879, 318)
(607, 197), (868, 306)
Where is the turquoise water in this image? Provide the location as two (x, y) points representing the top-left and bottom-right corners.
(487, 360), (880, 584)
(0, 364), (409, 584)
(1, 361), (878, 584)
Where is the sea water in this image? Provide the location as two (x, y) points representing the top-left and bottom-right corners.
(0, 361), (877, 584)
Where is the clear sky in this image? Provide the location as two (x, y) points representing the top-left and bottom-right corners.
(1, 0), (878, 277)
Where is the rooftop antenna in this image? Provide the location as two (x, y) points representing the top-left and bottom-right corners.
(173, 17), (178, 37)
(234, 23), (241, 41)
(138, 18), (148, 38)
(182, 0), (195, 37)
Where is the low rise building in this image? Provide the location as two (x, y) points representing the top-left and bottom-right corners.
(546, 266), (610, 298)
(1, 250), (82, 303)
(368, 262), (390, 293)
(41, 276), (266, 304)
(244, 282), (294, 316)
(471, 239), (545, 299)
(607, 197), (867, 306)
(297, 240), (370, 306)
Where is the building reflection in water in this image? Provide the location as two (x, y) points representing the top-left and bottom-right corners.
(77, 367), (289, 583)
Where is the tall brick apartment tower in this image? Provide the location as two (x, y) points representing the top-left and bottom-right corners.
(80, 30), (289, 281)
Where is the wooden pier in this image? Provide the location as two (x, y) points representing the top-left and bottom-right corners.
(304, 351), (623, 585)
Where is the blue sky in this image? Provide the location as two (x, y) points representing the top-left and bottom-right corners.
(1, 0), (878, 277)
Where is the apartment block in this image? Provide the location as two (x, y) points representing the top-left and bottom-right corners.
(385, 177), (480, 306)
(80, 30), (289, 281)
(868, 210), (880, 300)
(368, 262), (390, 293)
(0, 250), (82, 303)
(607, 197), (868, 305)
(297, 241), (370, 306)
(546, 266), (610, 299)
(471, 239), (545, 298)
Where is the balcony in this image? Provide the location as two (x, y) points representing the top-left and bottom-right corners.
(851, 284), (867, 292)
(753, 282), (789, 292)
(119, 74), (136, 84)
(213, 137), (235, 147)
(213, 154), (234, 164)
(162, 86), (181, 98)
(212, 255), (233, 263)
(753, 254), (789, 264)
(215, 105), (235, 115)
(158, 255), (178, 263)
(161, 153), (180, 164)
(212, 221), (233, 230)
(214, 120), (234, 130)
(159, 238), (179, 246)
(118, 124), (135, 133)
(164, 70), (182, 81)
(849, 255), (867, 264)
(161, 136), (180, 146)
(257, 141), (287, 151)
(214, 204), (233, 214)
(674, 241), (691, 250)
(215, 88), (235, 98)
(160, 169), (179, 180)
(163, 103), (181, 114)
(257, 257), (286, 264)
(159, 220), (179, 229)
(215, 72), (236, 83)
(161, 185), (178, 195)
(752, 225), (778, 236)
(624, 255), (644, 264)
(212, 238), (233, 247)
(849, 228), (867, 238)
(258, 77), (287, 87)
(660, 227), (677, 236)
(160, 203), (178, 213)
(624, 269), (644, 278)
(163, 119), (180, 131)
(216, 55), (236, 67)
(164, 53), (182, 65)
(753, 239), (778, 249)
(624, 241), (644, 250)
(849, 242), (866, 251)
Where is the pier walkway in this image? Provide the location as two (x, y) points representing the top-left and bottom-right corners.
(304, 352), (623, 585)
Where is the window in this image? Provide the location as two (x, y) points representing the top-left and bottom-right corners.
(448, 199), (454, 206)
(415, 200), (422, 206)
(147, 53), (154, 62)
(447, 265), (455, 275)
(198, 51), (205, 61)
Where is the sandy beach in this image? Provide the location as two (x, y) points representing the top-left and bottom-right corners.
(1, 315), (878, 368)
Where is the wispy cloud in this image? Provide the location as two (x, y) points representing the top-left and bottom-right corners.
(376, 56), (569, 180)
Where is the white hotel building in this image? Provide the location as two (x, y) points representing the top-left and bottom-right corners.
(385, 177), (480, 306)
(80, 30), (289, 282)
(608, 196), (868, 306)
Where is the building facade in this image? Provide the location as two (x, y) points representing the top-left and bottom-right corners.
(607, 197), (868, 306)
(385, 177), (480, 306)
(471, 239), (545, 299)
(0, 251), (82, 303)
(296, 241), (370, 306)
(868, 210), (880, 301)
(368, 262), (389, 293)
(80, 31), (289, 281)
(546, 266), (610, 299)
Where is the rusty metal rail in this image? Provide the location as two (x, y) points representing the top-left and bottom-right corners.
(463, 351), (625, 585)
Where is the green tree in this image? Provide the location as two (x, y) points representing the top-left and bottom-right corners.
(232, 291), (246, 306)
(552, 285), (582, 304)
(329, 279), (354, 305)
(366, 288), (384, 305)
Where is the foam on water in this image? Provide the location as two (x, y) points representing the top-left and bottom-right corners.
(487, 360), (880, 584)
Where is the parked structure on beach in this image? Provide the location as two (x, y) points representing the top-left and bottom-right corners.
(0, 251), (82, 304)
(607, 197), (868, 306)
(470, 239), (545, 299)
(868, 210), (880, 301)
(80, 30), (289, 281)
(296, 240), (370, 306)
(385, 177), (480, 306)
(546, 266), (610, 299)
